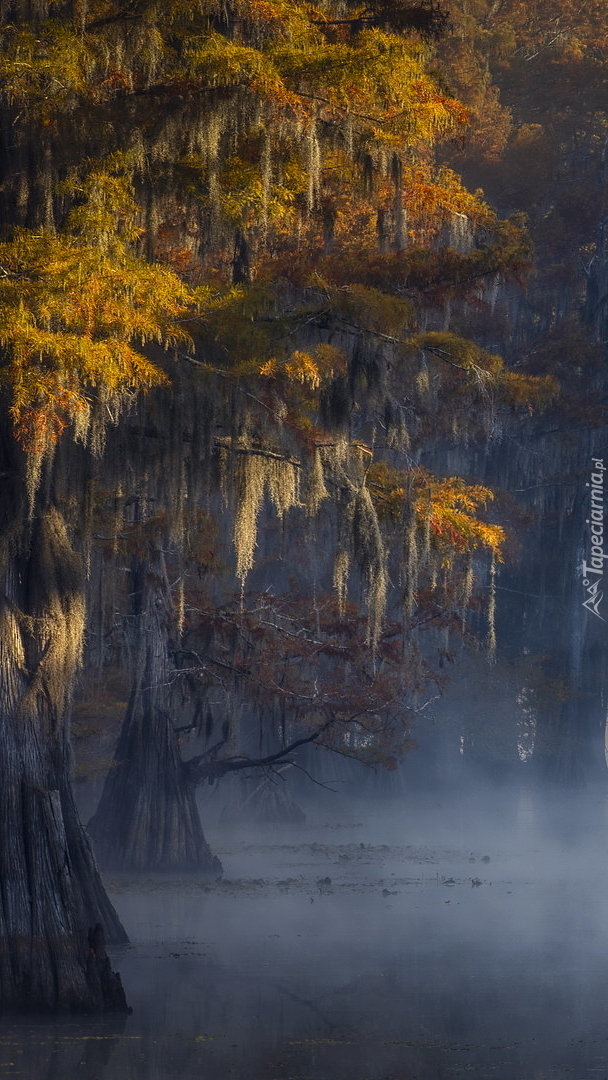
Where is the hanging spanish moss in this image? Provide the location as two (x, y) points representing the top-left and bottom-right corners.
(234, 452), (269, 583)
(267, 457), (299, 519)
(175, 575), (185, 639)
(306, 118), (321, 213)
(27, 507), (86, 718)
(449, 211), (474, 254)
(487, 552), (497, 660)
(385, 404), (411, 451)
(88, 386), (134, 460)
(0, 505), (85, 798)
(461, 552), (474, 629)
(110, 481), (125, 556)
(305, 446), (329, 516)
(72, 396), (91, 448)
(204, 111), (224, 238)
(25, 448), (45, 520)
(261, 125), (272, 235)
(333, 547), (350, 615)
(352, 485), (388, 650)
(233, 448), (300, 585)
(404, 505), (419, 618)
(218, 443), (230, 507)
(416, 355), (430, 394)
(39, 140), (55, 230)
(366, 557), (388, 651)
(485, 272), (501, 313)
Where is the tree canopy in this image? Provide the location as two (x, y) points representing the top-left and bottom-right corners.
(0, 0), (554, 728)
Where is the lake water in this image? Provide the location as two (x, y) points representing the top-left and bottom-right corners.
(3, 783), (608, 1079)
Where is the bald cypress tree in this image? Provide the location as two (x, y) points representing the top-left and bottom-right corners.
(0, 0), (552, 1008)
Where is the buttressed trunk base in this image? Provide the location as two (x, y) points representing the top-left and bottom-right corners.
(0, 505), (128, 1013)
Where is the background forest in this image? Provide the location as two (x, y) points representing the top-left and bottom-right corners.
(0, 0), (607, 1013)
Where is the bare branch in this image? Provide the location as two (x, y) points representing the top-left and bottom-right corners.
(184, 718), (336, 785)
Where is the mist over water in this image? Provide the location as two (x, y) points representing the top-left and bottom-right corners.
(5, 775), (608, 1079)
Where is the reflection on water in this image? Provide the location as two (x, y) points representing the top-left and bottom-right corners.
(4, 784), (608, 1080)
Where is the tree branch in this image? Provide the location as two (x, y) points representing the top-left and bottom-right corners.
(184, 719), (335, 786)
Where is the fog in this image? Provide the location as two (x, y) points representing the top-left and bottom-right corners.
(5, 774), (608, 1079)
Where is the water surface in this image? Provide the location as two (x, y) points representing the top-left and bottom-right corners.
(3, 785), (608, 1079)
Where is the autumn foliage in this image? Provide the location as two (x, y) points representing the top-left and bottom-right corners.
(0, 0), (554, 722)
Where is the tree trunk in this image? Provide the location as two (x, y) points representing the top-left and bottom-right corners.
(0, 496), (129, 1013)
(88, 550), (222, 875)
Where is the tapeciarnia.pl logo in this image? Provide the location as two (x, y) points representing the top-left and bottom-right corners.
(582, 457), (606, 620)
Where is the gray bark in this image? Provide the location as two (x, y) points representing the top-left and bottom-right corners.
(88, 548), (222, 875)
(0, 477), (128, 1013)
